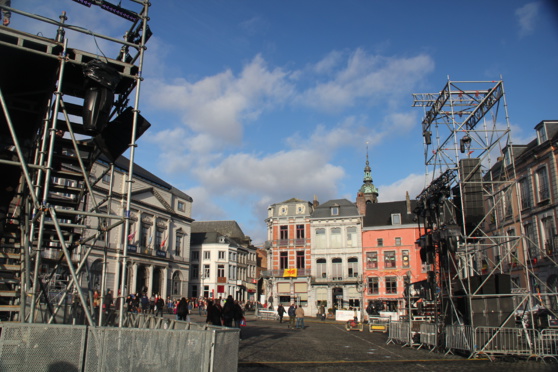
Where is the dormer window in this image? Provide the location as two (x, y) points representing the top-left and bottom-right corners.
(331, 206), (339, 216)
(537, 125), (548, 145)
(391, 213), (401, 225)
(503, 149), (512, 167)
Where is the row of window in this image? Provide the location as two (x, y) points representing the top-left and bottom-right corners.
(367, 276), (404, 295)
(497, 166), (551, 219)
(315, 257), (360, 278)
(191, 250), (257, 263)
(190, 263), (255, 281)
(366, 250), (410, 269)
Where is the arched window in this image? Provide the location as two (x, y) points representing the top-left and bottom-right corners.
(90, 259), (103, 290)
(172, 271), (182, 296)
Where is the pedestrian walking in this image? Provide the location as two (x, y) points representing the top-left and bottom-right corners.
(295, 305), (305, 329)
(222, 295), (235, 327)
(277, 304), (286, 323)
(206, 299), (222, 326)
(176, 297), (189, 321)
(287, 303), (296, 329)
(155, 296), (164, 317)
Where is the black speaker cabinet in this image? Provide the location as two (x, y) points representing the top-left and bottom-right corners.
(469, 296), (515, 327)
(457, 158), (484, 231)
(93, 107), (151, 162)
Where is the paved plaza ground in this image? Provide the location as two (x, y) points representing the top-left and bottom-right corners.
(189, 312), (558, 372)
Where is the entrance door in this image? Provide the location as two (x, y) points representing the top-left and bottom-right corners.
(333, 287), (343, 309)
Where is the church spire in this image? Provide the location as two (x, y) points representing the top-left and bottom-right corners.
(356, 142), (378, 215)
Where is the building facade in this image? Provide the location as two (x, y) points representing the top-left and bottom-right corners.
(264, 198), (314, 309)
(485, 120), (558, 308)
(362, 198), (425, 313)
(52, 156), (194, 300)
(309, 199), (363, 315)
(189, 221), (258, 302)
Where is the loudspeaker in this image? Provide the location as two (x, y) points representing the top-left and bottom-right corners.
(480, 275), (497, 294)
(495, 274), (511, 294)
(469, 296), (515, 327)
(456, 158), (484, 232)
(93, 107), (151, 162)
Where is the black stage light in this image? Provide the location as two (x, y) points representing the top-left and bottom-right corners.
(82, 60), (121, 134)
(72, 0), (139, 22)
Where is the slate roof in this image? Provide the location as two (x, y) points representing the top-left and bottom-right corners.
(310, 198), (359, 218)
(190, 231), (233, 246)
(363, 200), (417, 227)
(98, 154), (193, 202)
(191, 220), (247, 241)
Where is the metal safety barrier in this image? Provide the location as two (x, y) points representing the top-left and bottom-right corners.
(0, 322), (239, 372)
(256, 310), (278, 320)
(445, 324), (474, 355)
(386, 321), (411, 346)
(473, 326), (535, 360)
(533, 329), (558, 362)
(418, 322), (438, 351)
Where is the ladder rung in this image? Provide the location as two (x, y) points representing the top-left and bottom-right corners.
(0, 305), (20, 312)
(0, 263), (21, 271)
(0, 252), (20, 259)
(0, 290), (18, 297)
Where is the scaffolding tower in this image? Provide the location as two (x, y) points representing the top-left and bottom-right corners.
(0, 1), (152, 326)
(412, 79), (558, 339)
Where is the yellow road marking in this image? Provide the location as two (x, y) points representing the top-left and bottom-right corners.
(239, 358), (490, 365)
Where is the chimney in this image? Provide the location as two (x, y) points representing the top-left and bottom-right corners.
(313, 195), (319, 208)
(406, 191), (411, 214)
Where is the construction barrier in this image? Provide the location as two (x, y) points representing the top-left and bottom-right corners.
(0, 321), (239, 372)
(368, 317), (390, 333)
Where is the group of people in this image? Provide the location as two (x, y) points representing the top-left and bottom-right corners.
(205, 295), (245, 328)
(277, 303), (305, 329)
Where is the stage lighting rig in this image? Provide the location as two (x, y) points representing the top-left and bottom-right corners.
(71, 0), (139, 22)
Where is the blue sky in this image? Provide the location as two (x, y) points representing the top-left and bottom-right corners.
(11, 0), (558, 245)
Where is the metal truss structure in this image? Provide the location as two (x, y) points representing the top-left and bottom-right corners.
(411, 79), (558, 342)
(0, 1), (151, 326)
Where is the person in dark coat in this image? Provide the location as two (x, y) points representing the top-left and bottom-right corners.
(155, 296), (165, 317)
(206, 300), (222, 326)
(277, 304), (286, 323)
(233, 300), (244, 328)
(221, 295), (235, 327)
(176, 297), (189, 321)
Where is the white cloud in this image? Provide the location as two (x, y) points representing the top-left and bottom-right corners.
(298, 50), (435, 112)
(516, 2), (540, 37)
(194, 149), (344, 199)
(186, 186), (228, 221)
(378, 173), (428, 202)
(144, 54), (294, 149)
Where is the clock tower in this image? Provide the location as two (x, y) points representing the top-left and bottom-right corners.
(356, 148), (378, 215)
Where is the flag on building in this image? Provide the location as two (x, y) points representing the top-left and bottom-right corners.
(283, 268), (297, 278)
